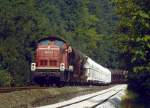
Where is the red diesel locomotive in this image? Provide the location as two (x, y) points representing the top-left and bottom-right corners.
(31, 37), (72, 85)
(31, 36), (87, 86)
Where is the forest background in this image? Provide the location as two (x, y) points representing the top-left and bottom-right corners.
(0, 0), (149, 100)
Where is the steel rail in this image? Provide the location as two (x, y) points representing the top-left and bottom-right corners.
(55, 87), (121, 108)
(91, 89), (123, 108)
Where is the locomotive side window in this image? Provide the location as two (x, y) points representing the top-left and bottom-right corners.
(40, 60), (47, 66)
(49, 60), (57, 66)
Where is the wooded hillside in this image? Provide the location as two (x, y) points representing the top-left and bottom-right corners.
(0, 0), (119, 86)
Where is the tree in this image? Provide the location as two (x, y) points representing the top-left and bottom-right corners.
(38, 0), (99, 56)
(0, 0), (51, 86)
(88, 0), (120, 68)
(113, 0), (150, 100)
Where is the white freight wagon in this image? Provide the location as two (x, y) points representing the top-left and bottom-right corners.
(84, 57), (111, 84)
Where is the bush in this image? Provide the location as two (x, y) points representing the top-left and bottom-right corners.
(128, 71), (150, 101)
(0, 69), (12, 86)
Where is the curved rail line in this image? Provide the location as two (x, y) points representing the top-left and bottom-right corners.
(53, 87), (123, 108)
(91, 89), (123, 108)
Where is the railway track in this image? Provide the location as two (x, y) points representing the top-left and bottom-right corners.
(56, 90), (121, 108)
(0, 84), (118, 93)
(38, 85), (127, 108)
(0, 84), (116, 93)
(0, 86), (48, 93)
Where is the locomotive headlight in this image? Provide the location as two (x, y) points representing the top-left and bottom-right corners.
(60, 63), (65, 72)
(31, 63), (36, 71)
(69, 65), (73, 72)
(68, 46), (72, 53)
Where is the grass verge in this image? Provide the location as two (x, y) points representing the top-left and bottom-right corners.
(0, 85), (113, 108)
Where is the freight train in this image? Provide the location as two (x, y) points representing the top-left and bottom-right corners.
(31, 36), (111, 86)
(111, 69), (128, 84)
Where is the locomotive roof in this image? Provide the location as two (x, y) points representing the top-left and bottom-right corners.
(38, 36), (67, 43)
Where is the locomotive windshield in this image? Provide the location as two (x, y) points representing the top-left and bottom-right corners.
(39, 40), (50, 45)
(38, 39), (65, 47)
(54, 40), (65, 47)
